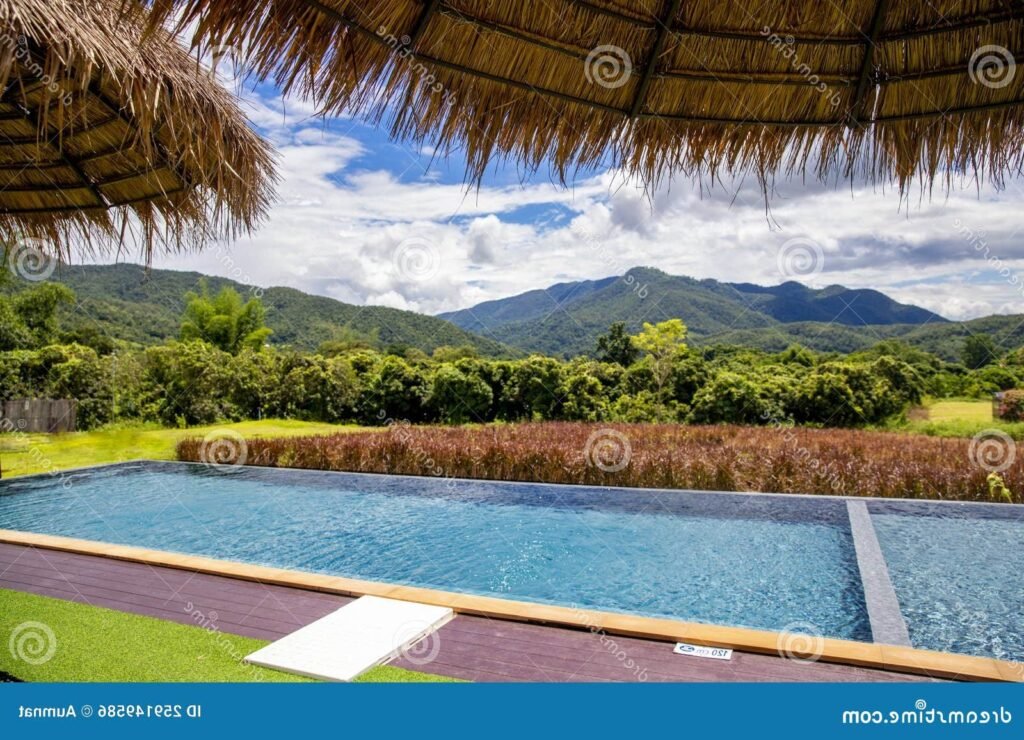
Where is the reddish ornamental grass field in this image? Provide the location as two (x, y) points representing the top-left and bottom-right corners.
(177, 422), (1022, 503)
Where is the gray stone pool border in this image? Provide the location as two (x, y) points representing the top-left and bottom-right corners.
(846, 500), (912, 646)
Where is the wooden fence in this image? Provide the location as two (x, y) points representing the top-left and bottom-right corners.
(0, 399), (78, 433)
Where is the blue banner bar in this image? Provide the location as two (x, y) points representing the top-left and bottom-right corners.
(1, 683), (1020, 739)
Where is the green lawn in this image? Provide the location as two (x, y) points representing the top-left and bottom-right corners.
(0, 420), (363, 478)
(0, 589), (459, 683)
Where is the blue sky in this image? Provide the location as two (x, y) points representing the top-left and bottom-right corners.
(142, 75), (1024, 322)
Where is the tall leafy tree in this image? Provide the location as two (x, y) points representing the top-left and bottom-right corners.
(0, 282), (75, 350)
(961, 334), (998, 370)
(632, 319), (688, 400)
(180, 281), (272, 355)
(595, 322), (639, 366)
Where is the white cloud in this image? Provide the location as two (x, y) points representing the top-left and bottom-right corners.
(131, 88), (1024, 322)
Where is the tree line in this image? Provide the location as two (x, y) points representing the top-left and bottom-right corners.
(1, 281), (1022, 430)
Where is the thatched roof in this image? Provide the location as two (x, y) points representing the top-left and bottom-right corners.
(0, 0), (276, 262)
(142, 0), (1023, 191)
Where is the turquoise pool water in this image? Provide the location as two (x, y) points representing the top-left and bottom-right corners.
(0, 462), (870, 641)
(1, 462), (1021, 660)
(870, 502), (1024, 664)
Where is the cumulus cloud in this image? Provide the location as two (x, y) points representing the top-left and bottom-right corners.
(133, 86), (1024, 322)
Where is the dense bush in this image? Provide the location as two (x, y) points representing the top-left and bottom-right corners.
(1, 281), (1020, 431)
(996, 391), (1024, 422)
(0, 334), (1010, 431)
(178, 423), (1021, 502)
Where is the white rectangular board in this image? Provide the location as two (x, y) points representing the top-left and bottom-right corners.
(673, 642), (734, 661)
(245, 595), (454, 682)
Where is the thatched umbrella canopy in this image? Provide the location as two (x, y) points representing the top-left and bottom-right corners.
(0, 0), (275, 263)
(142, 0), (1023, 191)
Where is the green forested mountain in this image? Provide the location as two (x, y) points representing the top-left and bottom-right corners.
(704, 318), (1024, 359)
(25, 263), (509, 355)
(440, 267), (962, 357)
(441, 268), (942, 336)
(14, 263), (1021, 363)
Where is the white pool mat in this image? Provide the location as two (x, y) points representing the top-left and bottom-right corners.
(245, 595), (454, 681)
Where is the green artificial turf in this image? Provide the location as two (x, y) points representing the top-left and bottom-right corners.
(0, 589), (460, 683)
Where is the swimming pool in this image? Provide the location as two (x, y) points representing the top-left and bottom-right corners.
(0, 462), (1020, 662)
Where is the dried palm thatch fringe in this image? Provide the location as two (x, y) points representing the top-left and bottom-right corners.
(0, 0), (276, 263)
(139, 0), (1023, 193)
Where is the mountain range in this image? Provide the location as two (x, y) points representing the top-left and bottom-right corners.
(440, 267), (1024, 361)
(17, 263), (1024, 362)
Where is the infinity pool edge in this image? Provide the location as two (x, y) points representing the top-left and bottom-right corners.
(6, 458), (1021, 510)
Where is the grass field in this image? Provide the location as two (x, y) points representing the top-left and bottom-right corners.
(902, 399), (1024, 439)
(0, 589), (457, 683)
(924, 400), (994, 423)
(0, 420), (363, 478)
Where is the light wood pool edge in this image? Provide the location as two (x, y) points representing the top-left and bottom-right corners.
(1, 529), (1019, 683)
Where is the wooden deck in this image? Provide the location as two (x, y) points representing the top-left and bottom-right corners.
(0, 542), (939, 683)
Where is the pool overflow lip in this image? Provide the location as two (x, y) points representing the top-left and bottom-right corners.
(3, 458), (1021, 511)
(846, 501), (912, 647)
(0, 460), (1021, 682)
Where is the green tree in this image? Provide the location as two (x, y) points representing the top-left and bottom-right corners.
(789, 371), (862, 427)
(180, 282), (272, 355)
(777, 344), (816, 367)
(689, 371), (784, 425)
(870, 357), (925, 406)
(609, 391), (665, 423)
(0, 297), (31, 350)
(143, 342), (239, 425)
(0, 283), (75, 350)
(670, 354), (709, 405)
(427, 364), (492, 424)
(559, 369), (607, 421)
(975, 365), (1020, 392)
(500, 356), (564, 421)
(278, 354), (360, 422)
(228, 349), (282, 419)
(632, 319), (688, 416)
(359, 355), (431, 423)
(42, 344), (118, 429)
(595, 322), (639, 366)
(962, 334), (998, 369)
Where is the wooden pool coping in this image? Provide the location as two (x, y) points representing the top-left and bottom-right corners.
(1, 529), (1020, 683)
